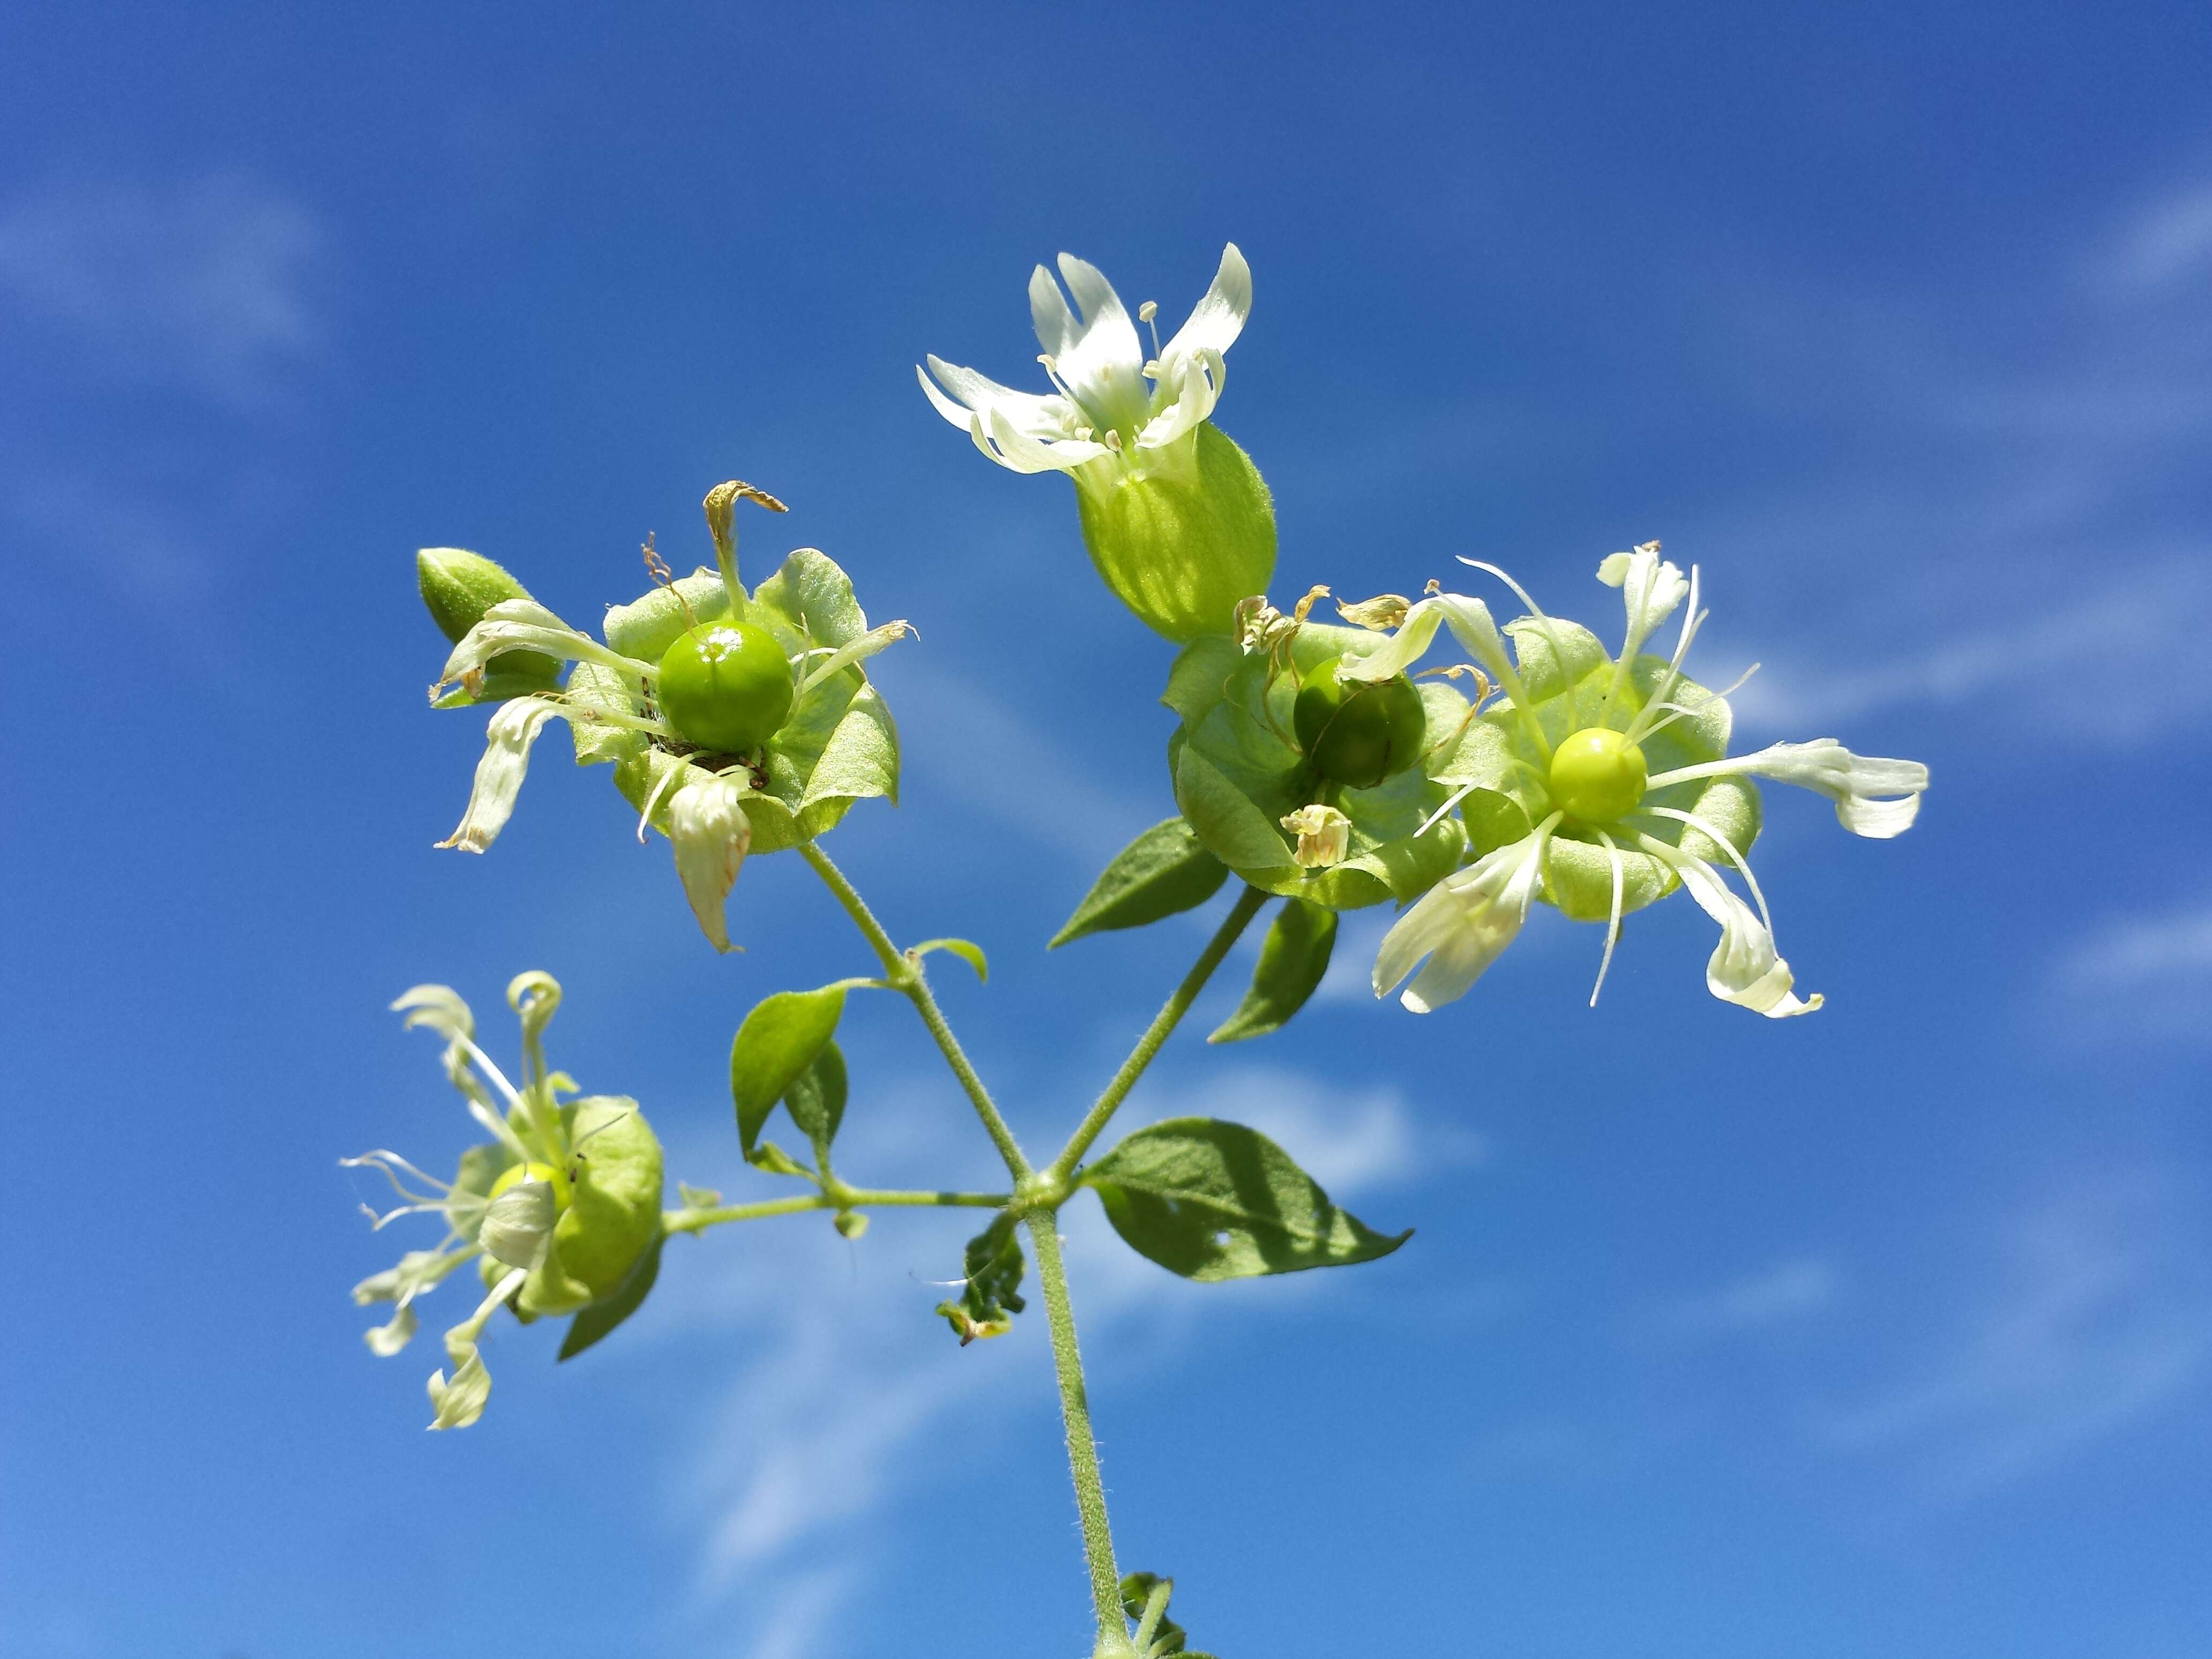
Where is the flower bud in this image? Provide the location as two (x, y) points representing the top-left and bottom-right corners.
(416, 547), (561, 693)
(1073, 425), (1276, 642)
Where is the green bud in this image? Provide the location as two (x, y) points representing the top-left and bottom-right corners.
(656, 620), (794, 753)
(1292, 656), (1428, 789)
(1074, 424), (1276, 642)
(834, 1210), (869, 1240)
(416, 547), (561, 690)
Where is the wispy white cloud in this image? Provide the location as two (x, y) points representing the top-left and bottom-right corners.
(0, 174), (323, 405)
(2103, 177), (2212, 294)
(1730, 552), (2211, 743)
(1821, 1172), (2212, 1494)
(1663, 1257), (1841, 1334)
(644, 1059), (1445, 1635)
(2047, 900), (2212, 1044)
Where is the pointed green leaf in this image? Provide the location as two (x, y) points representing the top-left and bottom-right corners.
(1051, 817), (1230, 947)
(911, 938), (989, 982)
(780, 1040), (848, 1162)
(1081, 1117), (1411, 1282)
(730, 988), (846, 1156)
(557, 1229), (664, 1362)
(1209, 899), (1337, 1043)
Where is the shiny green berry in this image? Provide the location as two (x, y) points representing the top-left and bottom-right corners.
(1292, 656), (1428, 789)
(655, 621), (793, 753)
(1547, 727), (1647, 822)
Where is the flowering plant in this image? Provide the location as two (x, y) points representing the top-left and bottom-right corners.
(352, 245), (1927, 1657)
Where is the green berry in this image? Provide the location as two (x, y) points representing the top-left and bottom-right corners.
(1292, 655), (1428, 789)
(655, 621), (794, 753)
(1547, 727), (1647, 823)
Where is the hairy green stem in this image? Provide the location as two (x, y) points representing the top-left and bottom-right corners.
(800, 841), (1033, 1178)
(1047, 884), (1271, 1184)
(663, 1186), (1011, 1236)
(1026, 1213), (1125, 1646)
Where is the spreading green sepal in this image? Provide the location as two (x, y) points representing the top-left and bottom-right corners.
(1051, 817), (1230, 947)
(935, 1213), (1026, 1344)
(1208, 898), (1337, 1043)
(1081, 1117), (1410, 1282)
(557, 1228), (664, 1362)
(730, 987), (846, 1159)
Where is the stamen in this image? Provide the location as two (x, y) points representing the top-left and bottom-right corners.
(1459, 557), (1581, 728)
(1624, 566), (1705, 744)
(1589, 828), (1627, 1007)
(1416, 781), (1481, 838)
(1139, 299), (1164, 367)
(637, 757), (698, 843)
(1634, 663), (1760, 745)
(1633, 806), (1775, 936)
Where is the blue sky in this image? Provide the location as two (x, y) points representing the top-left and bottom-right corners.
(3, 3), (2209, 1655)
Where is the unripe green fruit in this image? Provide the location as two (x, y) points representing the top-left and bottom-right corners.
(1292, 656), (1429, 789)
(1547, 727), (1647, 822)
(656, 621), (794, 753)
(417, 547), (561, 687)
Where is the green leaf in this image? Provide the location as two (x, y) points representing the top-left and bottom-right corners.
(1051, 817), (1230, 947)
(780, 1040), (848, 1163)
(935, 1213), (1026, 1344)
(911, 938), (989, 982)
(730, 988), (846, 1156)
(557, 1228), (664, 1362)
(1082, 1117), (1411, 1282)
(1209, 899), (1337, 1043)
(1171, 745), (1297, 881)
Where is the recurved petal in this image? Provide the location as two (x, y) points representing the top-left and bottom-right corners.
(1029, 261), (1080, 357)
(980, 404), (1107, 475)
(426, 1346), (491, 1430)
(1734, 739), (1929, 839)
(1376, 835), (1545, 1012)
(1673, 856), (1823, 1017)
(436, 697), (567, 853)
(1134, 350), (1220, 450)
(1051, 253), (1149, 415)
(1337, 598), (1449, 682)
(1159, 242), (1252, 368)
(668, 774), (752, 952)
(1597, 542), (1689, 655)
(391, 984), (474, 1042)
(920, 355), (1070, 435)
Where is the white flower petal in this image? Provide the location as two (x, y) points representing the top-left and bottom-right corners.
(668, 774), (752, 952)
(365, 1303), (419, 1357)
(1690, 739), (1929, 839)
(1672, 856), (1824, 1018)
(1029, 261), (1080, 358)
(426, 1346), (490, 1430)
(478, 1179), (557, 1272)
(1597, 542), (1689, 659)
(390, 984), (474, 1042)
(980, 403), (1107, 475)
(1158, 242), (1252, 370)
(918, 355), (1070, 435)
(1051, 253), (1150, 428)
(1375, 833), (1547, 1012)
(1135, 349), (1222, 450)
(794, 619), (914, 699)
(1338, 593), (1518, 689)
(436, 697), (567, 853)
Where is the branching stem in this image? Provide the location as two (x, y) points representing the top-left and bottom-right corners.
(1048, 884), (1271, 1184)
(663, 1187), (1010, 1236)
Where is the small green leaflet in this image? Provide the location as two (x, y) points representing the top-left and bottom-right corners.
(780, 1040), (848, 1165)
(909, 937), (989, 982)
(1051, 818), (1229, 947)
(1209, 898), (1337, 1043)
(730, 987), (846, 1157)
(1082, 1117), (1410, 1282)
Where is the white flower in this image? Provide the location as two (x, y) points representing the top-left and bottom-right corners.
(918, 244), (1251, 482)
(1358, 543), (1928, 1019)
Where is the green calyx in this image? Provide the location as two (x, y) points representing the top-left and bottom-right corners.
(656, 620), (795, 753)
(1292, 656), (1428, 789)
(1074, 424), (1276, 642)
(1546, 727), (1647, 823)
(417, 547), (562, 694)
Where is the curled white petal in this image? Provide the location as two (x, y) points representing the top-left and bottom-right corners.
(1649, 739), (1929, 839)
(1597, 542), (1689, 660)
(668, 774), (752, 953)
(365, 1303), (419, 1357)
(979, 403), (1106, 475)
(1049, 253), (1149, 428)
(390, 984), (473, 1041)
(1157, 243), (1252, 373)
(435, 599), (653, 694)
(794, 619), (915, 699)
(437, 697), (567, 853)
(425, 1346), (491, 1430)
(1672, 856), (1824, 1018)
(477, 1179), (557, 1272)
(1374, 829), (1549, 1013)
(916, 356), (1069, 437)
